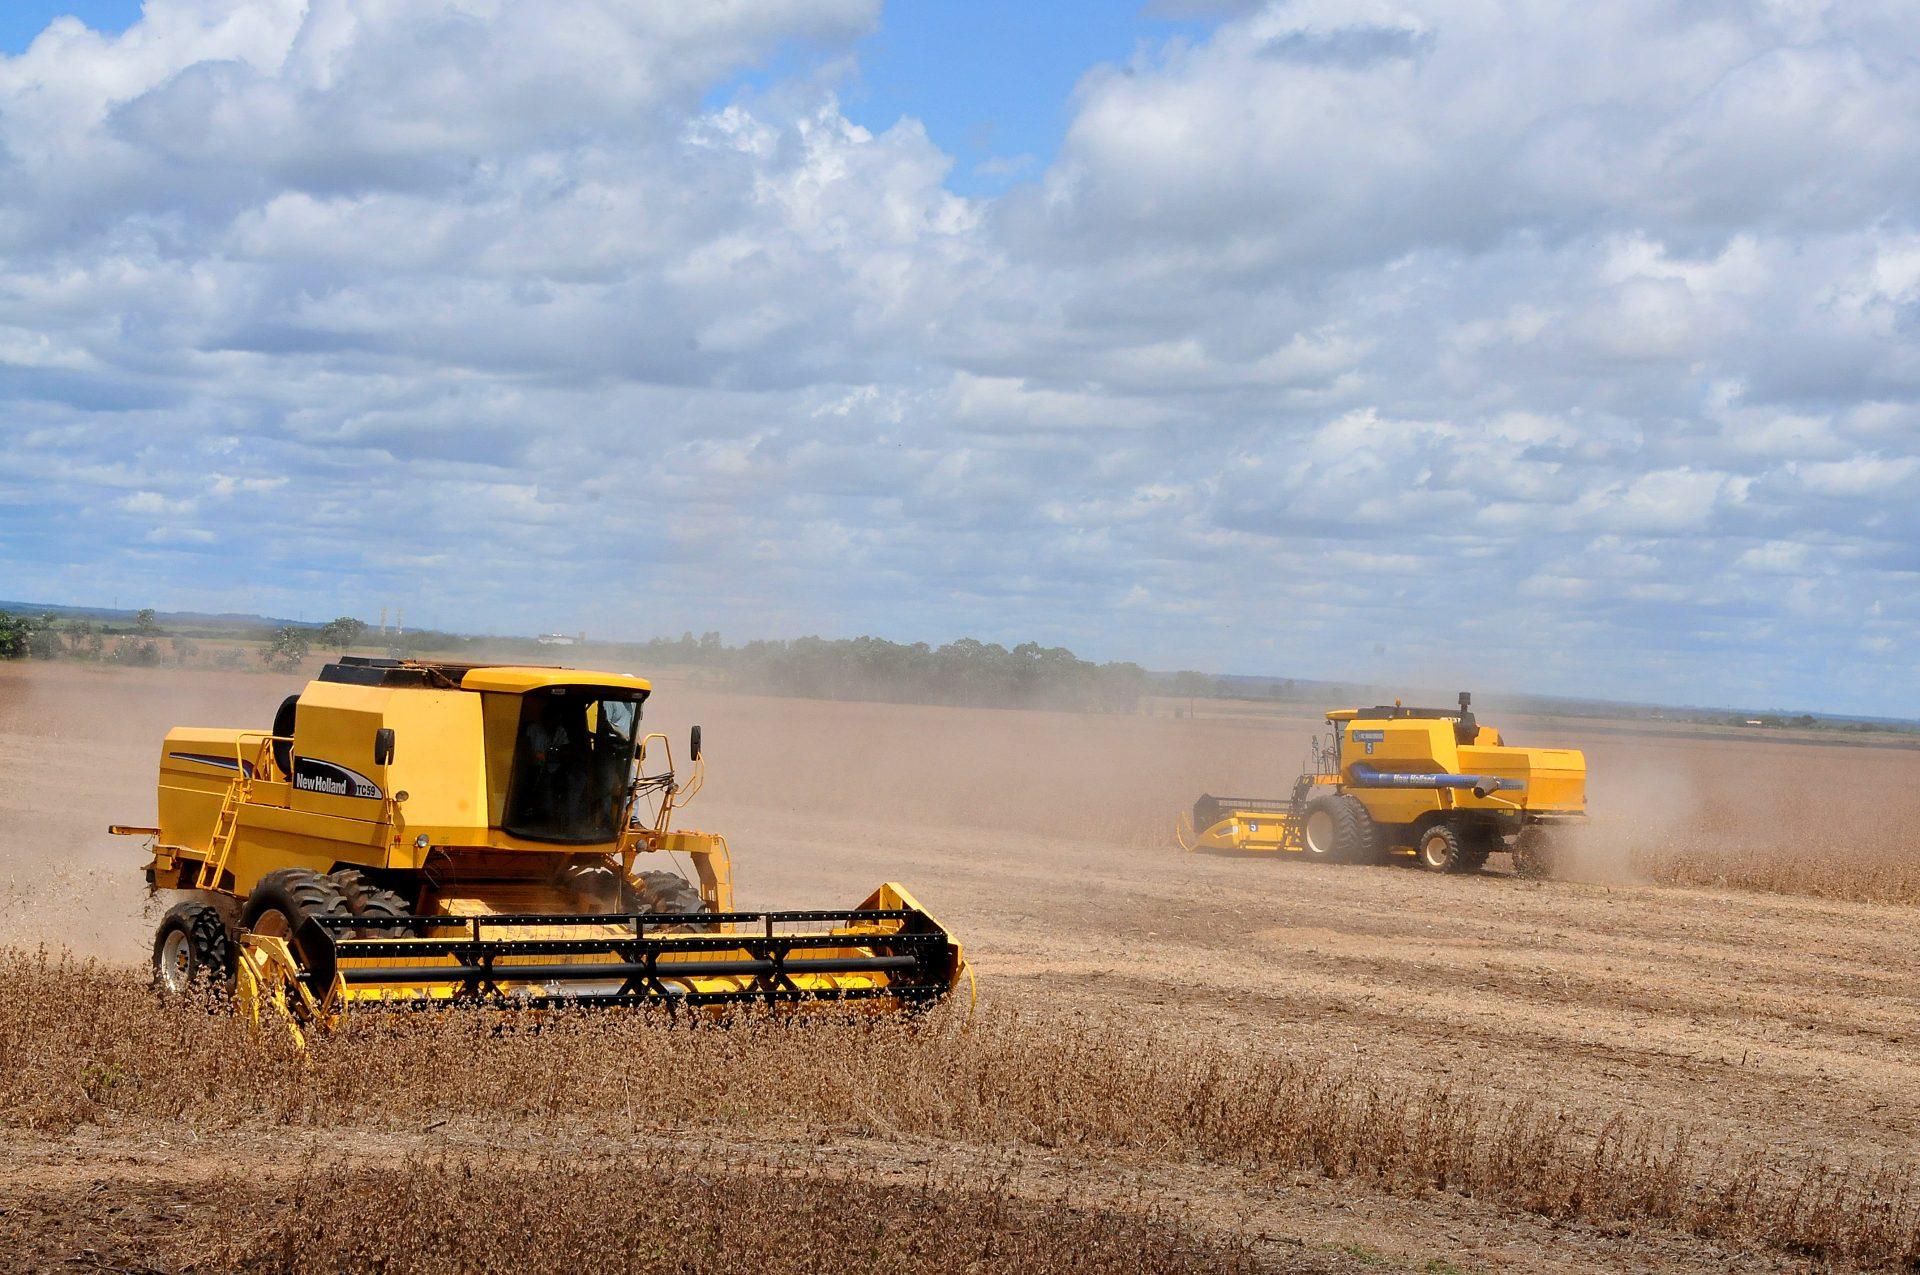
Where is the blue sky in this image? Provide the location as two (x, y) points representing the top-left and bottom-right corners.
(4, 2), (1215, 194)
(0, 1), (140, 51)
(731, 3), (1218, 196)
(3, 2), (1919, 714)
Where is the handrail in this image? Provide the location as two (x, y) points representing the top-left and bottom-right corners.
(231, 730), (291, 784)
(628, 731), (705, 836)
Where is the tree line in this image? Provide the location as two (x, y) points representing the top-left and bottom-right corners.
(0, 609), (367, 671)
(0, 611), (1149, 712)
(629, 632), (1150, 712)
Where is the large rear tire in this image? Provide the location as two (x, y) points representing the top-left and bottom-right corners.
(152, 900), (234, 995)
(1303, 794), (1383, 864)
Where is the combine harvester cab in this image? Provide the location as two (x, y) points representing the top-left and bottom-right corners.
(116, 658), (966, 1032)
(1176, 692), (1586, 875)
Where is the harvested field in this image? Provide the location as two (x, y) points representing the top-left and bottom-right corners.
(4, 661), (1920, 1270)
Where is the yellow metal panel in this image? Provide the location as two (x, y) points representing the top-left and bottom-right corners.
(380, 688), (488, 834)
(287, 681), (489, 837)
(1342, 717), (1451, 825)
(217, 799), (394, 891)
(1352, 788), (1443, 825)
(459, 666), (651, 694)
(287, 681), (390, 823)
(242, 800), (391, 848)
(480, 692), (518, 827)
(157, 727), (253, 852)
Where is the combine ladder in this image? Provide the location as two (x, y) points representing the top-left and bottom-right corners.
(194, 773), (248, 890)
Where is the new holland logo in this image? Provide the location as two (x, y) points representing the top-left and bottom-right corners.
(292, 757), (383, 801)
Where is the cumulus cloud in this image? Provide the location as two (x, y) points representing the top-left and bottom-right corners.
(1, 0), (1917, 712)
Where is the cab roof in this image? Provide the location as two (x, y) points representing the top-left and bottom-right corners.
(461, 665), (651, 694)
(316, 657), (650, 695)
(1327, 705), (1466, 723)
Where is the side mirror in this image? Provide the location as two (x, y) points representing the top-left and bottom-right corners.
(374, 728), (395, 766)
(689, 725), (702, 761)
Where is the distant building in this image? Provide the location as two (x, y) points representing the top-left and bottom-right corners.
(536, 633), (578, 646)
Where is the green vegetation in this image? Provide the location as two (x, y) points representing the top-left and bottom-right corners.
(0, 606), (329, 672)
(0, 607), (1150, 713)
(261, 626), (310, 672)
(373, 628), (1149, 712)
(1, 601), (1912, 732)
(678, 634), (1148, 712)
(0, 611), (34, 659)
(318, 615), (368, 652)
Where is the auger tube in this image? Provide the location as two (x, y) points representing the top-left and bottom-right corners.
(1347, 764), (1523, 791)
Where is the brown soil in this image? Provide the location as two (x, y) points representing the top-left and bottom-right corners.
(3, 660), (1916, 1271)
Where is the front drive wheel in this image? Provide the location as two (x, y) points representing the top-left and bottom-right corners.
(1303, 794), (1383, 864)
(240, 868), (355, 989)
(152, 900), (235, 995)
(627, 870), (706, 915)
(1303, 802), (1340, 859)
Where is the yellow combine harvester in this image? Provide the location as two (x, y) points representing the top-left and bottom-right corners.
(1177, 692), (1586, 873)
(113, 658), (964, 1031)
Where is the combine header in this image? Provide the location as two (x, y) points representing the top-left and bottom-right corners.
(115, 658), (965, 1032)
(1177, 692), (1586, 873)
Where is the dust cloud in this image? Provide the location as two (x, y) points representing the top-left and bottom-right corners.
(0, 662), (304, 957)
(1543, 747), (1693, 885)
(10, 660), (1920, 964)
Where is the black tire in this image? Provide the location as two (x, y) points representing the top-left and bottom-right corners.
(1511, 826), (1559, 878)
(241, 868), (354, 985)
(1330, 794), (1385, 864)
(329, 868), (414, 935)
(152, 900), (234, 995)
(1416, 823), (1474, 873)
(558, 864), (624, 914)
(628, 869), (706, 915)
(1302, 794), (1383, 864)
(1456, 824), (1500, 873)
(270, 695), (298, 779)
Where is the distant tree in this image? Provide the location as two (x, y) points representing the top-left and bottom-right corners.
(318, 616), (368, 653)
(0, 612), (33, 659)
(134, 608), (160, 636)
(262, 626), (310, 672)
(1168, 671), (1212, 698)
(69, 619), (103, 661)
(111, 638), (160, 667)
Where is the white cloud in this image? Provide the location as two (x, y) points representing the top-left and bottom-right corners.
(3, 1), (1920, 712)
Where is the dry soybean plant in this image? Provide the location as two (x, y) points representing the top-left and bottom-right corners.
(35, 1153), (1252, 1274)
(6, 948), (1920, 1267)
